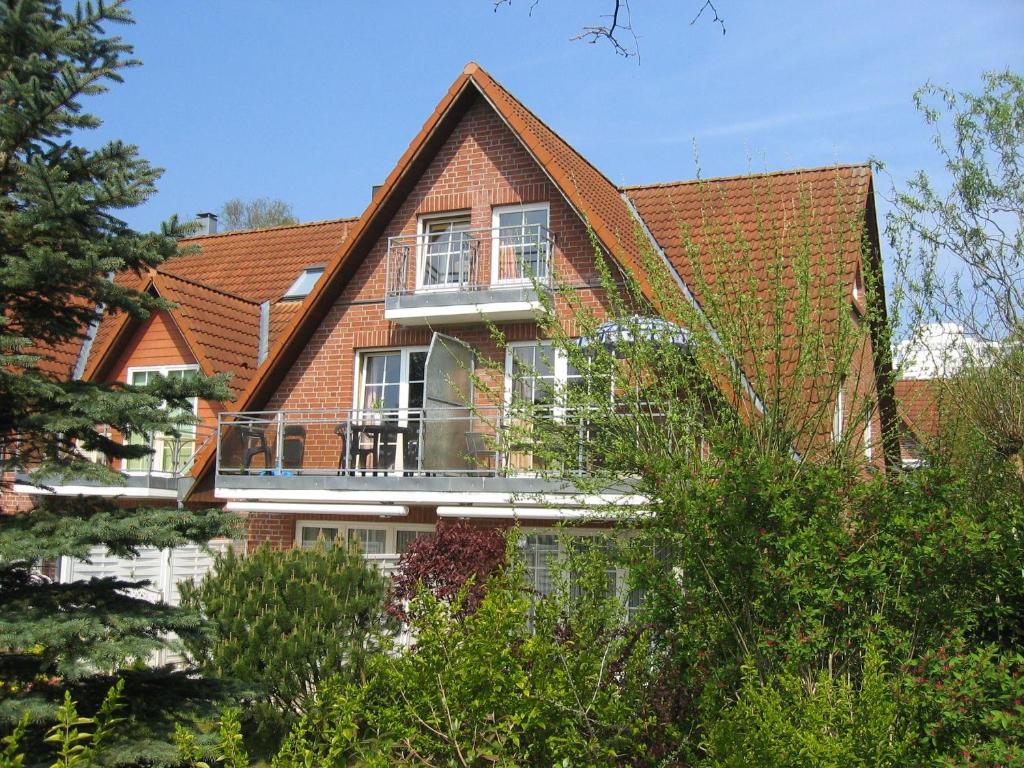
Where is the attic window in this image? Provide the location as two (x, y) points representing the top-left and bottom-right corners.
(283, 267), (324, 300)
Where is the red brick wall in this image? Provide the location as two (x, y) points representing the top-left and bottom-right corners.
(241, 98), (617, 549)
(268, 98), (608, 416)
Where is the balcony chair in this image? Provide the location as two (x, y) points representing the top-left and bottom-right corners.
(281, 425), (306, 470)
(465, 431), (497, 474)
(241, 426), (271, 472)
(335, 422), (375, 475)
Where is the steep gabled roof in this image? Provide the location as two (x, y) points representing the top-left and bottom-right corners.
(626, 166), (877, 428)
(152, 272), (261, 396)
(189, 64), (895, 489)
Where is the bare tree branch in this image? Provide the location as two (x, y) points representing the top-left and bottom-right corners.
(691, 0), (726, 34)
(492, 1), (725, 59)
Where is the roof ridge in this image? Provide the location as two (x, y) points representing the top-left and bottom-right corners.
(154, 269), (262, 307)
(181, 216), (358, 241)
(621, 163), (871, 191)
(469, 65), (624, 199)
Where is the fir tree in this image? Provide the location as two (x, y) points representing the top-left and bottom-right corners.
(0, 0), (236, 758)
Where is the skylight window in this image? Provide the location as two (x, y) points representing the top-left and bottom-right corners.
(283, 267), (324, 299)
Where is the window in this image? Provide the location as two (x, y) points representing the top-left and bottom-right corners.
(832, 388), (845, 444)
(295, 522), (434, 558)
(348, 527), (387, 555)
(283, 267), (324, 300)
(396, 529), (432, 553)
(419, 215), (472, 289)
(518, 531), (639, 617)
(124, 366), (199, 474)
(299, 525), (342, 549)
(494, 204), (549, 283)
(506, 343), (580, 407)
(354, 348), (427, 471)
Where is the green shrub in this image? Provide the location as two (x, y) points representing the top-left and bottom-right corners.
(702, 648), (916, 768)
(275, 543), (664, 767)
(180, 542), (393, 756)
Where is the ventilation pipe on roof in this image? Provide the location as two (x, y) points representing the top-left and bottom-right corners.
(196, 212), (218, 235)
(258, 300), (271, 366)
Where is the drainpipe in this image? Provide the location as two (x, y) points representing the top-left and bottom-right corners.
(258, 301), (270, 366)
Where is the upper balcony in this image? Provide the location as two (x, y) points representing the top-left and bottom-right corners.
(13, 426), (215, 501)
(383, 223), (555, 326)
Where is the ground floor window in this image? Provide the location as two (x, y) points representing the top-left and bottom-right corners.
(518, 530), (641, 618)
(295, 521), (434, 555)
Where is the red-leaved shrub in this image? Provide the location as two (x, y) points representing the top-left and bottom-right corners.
(388, 522), (506, 618)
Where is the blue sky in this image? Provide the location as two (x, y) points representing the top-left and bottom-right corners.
(90, 0), (1023, 248)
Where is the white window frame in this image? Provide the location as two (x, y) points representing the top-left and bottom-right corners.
(517, 527), (642, 618)
(352, 346), (430, 418)
(124, 364), (200, 476)
(351, 346), (429, 473)
(294, 520), (435, 555)
(503, 340), (576, 406)
(415, 211), (472, 293)
(491, 202), (550, 287)
(832, 388), (845, 445)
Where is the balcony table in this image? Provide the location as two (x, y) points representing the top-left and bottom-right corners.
(336, 421), (415, 475)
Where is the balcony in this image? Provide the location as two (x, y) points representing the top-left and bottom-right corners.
(13, 426), (215, 501)
(383, 224), (555, 325)
(213, 405), (638, 511)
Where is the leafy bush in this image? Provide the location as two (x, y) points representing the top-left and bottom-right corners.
(702, 649), (916, 767)
(387, 521), (505, 618)
(180, 543), (393, 755)
(276, 545), (663, 767)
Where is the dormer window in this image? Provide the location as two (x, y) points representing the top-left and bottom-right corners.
(284, 267), (324, 300)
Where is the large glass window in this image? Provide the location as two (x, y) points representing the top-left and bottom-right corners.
(421, 216), (472, 288)
(348, 527), (387, 555)
(354, 348), (428, 471)
(495, 205), (549, 282)
(507, 343), (580, 407)
(125, 366), (199, 474)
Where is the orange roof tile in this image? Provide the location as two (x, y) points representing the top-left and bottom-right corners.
(895, 378), (943, 439)
(152, 272), (261, 397)
(79, 218), (357, 386)
(625, 166), (874, 416)
(165, 218), (356, 303)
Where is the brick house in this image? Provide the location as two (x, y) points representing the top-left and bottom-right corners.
(5, 218), (355, 598)
(7, 62), (899, 597)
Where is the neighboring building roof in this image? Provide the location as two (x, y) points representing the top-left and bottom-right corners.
(76, 218), (357, 395)
(895, 378), (943, 440)
(151, 271), (262, 395)
(163, 218), (356, 304)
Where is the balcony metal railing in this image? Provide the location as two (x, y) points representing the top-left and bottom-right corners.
(385, 224), (555, 298)
(120, 424), (217, 478)
(215, 405), (587, 478)
(72, 424), (216, 479)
